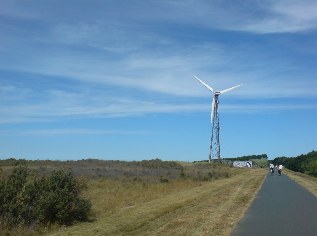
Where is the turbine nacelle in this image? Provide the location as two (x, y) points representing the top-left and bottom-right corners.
(214, 91), (221, 96)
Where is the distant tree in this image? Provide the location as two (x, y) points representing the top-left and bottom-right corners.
(273, 151), (317, 177)
(225, 154), (268, 161)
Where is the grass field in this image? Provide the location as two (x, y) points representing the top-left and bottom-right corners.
(49, 168), (266, 236)
(0, 160), (267, 236)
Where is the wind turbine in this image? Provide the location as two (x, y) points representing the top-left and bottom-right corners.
(193, 75), (242, 163)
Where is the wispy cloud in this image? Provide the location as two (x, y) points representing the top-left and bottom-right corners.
(11, 128), (156, 137)
(1, 80), (315, 124)
(0, 83), (209, 123)
(167, 0), (317, 33)
(1, 0), (316, 125)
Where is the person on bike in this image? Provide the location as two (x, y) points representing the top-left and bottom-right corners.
(278, 164), (283, 176)
(269, 163), (274, 175)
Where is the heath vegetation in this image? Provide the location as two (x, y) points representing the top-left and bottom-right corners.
(0, 158), (267, 235)
(2, 152), (316, 235)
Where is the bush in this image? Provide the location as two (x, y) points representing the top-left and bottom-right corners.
(252, 158), (269, 168)
(0, 166), (91, 227)
(0, 166), (28, 225)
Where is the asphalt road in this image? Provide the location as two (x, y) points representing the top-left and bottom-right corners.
(231, 171), (317, 236)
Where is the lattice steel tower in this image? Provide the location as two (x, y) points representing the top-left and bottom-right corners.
(210, 93), (220, 162)
(193, 75), (242, 163)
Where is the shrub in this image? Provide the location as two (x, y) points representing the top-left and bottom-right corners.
(159, 176), (169, 183)
(252, 158), (269, 168)
(140, 159), (182, 169)
(0, 166), (28, 225)
(0, 167), (4, 179)
(0, 166), (91, 227)
(180, 168), (186, 178)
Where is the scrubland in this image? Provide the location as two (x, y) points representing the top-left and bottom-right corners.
(0, 159), (267, 236)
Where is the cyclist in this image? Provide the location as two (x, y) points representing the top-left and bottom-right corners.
(269, 163), (274, 175)
(278, 164), (283, 176)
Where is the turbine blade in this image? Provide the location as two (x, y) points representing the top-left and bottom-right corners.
(193, 75), (214, 93)
(220, 84), (243, 94)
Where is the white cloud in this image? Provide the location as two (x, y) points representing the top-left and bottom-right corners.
(13, 128), (155, 136)
(273, 0), (317, 21)
(0, 83), (209, 124)
(230, 0), (317, 33)
(0, 0), (316, 125)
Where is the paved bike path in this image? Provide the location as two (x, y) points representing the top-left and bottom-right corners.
(231, 172), (317, 236)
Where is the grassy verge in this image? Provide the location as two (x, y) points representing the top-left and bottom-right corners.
(49, 168), (266, 236)
(284, 169), (317, 197)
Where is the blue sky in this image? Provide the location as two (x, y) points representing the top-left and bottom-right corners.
(1, 0), (316, 161)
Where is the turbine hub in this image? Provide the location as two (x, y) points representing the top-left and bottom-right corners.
(215, 91), (221, 96)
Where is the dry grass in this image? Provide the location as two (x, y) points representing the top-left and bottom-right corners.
(284, 169), (317, 197)
(0, 161), (267, 236)
(84, 178), (205, 217)
(49, 168), (266, 236)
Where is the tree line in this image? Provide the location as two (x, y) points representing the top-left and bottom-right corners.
(224, 154), (268, 161)
(273, 151), (317, 177)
